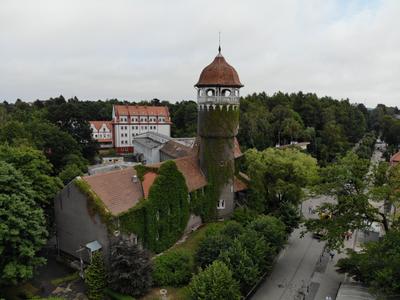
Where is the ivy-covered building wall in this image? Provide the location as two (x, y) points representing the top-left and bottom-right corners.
(198, 105), (239, 219)
(119, 161), (190, 253)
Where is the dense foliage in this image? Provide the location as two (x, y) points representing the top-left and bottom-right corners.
(108, 240), (152, 297)
(244, 147), (318, 232)
(238, 92), (370, 165)
(119, 160), (189, 253)
(153, 249), (194, 286)
(0, 145), (62, 208)
(337, 230), (400, 298)
(84, 251), (107, 300)
(188, 260), (241, 300)
(0, 161), (47, 286)
(355, 132), (377, 159)
(194, 217), (286, 296)
(306, 152), (400, 250)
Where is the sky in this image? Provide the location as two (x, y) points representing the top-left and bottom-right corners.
(0, 0), (399, 107)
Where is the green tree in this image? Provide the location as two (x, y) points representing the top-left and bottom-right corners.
(108, 240), (152, 297)
(188, 260), (241, 300)
(84, 251), (107, 300)
(0, 144), (62, 207)
(305, 152), (399, 250)
(153, 249), (194, 286)
(238, 98), (273, 150)
(244, 147), (318, 230)
(218, 239), (260, 294)
(336, 230), (400, 298)
(237, 229), (274, 272)
(247, 215), (287, 253)
(195, 233), (233, 268)
(59, 164), (83, 185)
(0, 161), (47, 286)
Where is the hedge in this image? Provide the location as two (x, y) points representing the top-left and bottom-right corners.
(153, 249), (194, 286)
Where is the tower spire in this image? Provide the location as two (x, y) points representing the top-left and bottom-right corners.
(218, 31), (221, 54)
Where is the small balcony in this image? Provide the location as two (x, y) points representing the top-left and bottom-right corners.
(197, 95), (240, 105)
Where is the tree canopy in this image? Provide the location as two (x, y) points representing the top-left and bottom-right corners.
(0, 161), (47, 286)
(244, 147), (318, 231)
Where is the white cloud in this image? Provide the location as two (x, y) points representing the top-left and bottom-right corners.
(0, 0), (399, 107)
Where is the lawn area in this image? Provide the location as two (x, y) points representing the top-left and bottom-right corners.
(137, 222), (224, 300)
(169, 221), (224, 255)
(50, 271), (80, 286)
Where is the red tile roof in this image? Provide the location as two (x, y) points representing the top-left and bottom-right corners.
(391, 151), (400, 165)
(114, 105), (170, 118)
(147, 156), (207, 192)
(142, 172), (157, 199)
(82, 168), (143, 215)
(89, 121), (112, 131)
(234, 138), (242, 158)
(195, 53), (243, 88)
(234, 176), (247, 192)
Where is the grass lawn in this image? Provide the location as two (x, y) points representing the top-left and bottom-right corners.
(168, 221), (224, 256)
(137, 222), (225, 299)
(50, 271), (80, 286)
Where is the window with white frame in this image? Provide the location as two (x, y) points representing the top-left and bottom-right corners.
(217, 199), (225, 209)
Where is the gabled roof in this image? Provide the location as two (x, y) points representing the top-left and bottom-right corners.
(89, 121), (112, 131)
(82, 168), (143, 215)
(147, 156), (207, 192)
(160, 140), (193, 159)
(142, 172), (157, 199)
(114, 105), (170, 117)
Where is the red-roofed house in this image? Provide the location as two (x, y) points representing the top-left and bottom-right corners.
(390, 151), (400, 166)
(89, 121), (113, 148)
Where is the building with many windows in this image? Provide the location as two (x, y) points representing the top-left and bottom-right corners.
(55, 48), (248, 263)
(89, 105), (171, 153)
(89, 121), (113, 149)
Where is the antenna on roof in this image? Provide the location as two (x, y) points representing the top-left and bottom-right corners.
(218, 31), (221, 54)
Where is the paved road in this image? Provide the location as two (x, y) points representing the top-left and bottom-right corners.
(252, 143), (386, 300)
(251, 196), (343, 300)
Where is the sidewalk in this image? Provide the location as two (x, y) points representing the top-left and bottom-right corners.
(305, 228), (362, 300)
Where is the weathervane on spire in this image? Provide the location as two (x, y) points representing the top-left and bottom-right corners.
(218, 31), (221, 54)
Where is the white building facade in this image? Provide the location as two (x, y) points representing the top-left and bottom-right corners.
(89, 105), (171, 154)
(112, 105), (171, 154)
(89, 121), (113, 149)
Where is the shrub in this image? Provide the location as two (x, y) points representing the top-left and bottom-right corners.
(84, 251), (107, 300)
(219, 221), (244, 239)
(195, 233), (233, 268)
(248, 215), (286, 253)
(153, 249), (194, 286)
(108, 240), (152, 297)
(237, 228), (274, 272)
(59, 163), (83, 184)
(188, 260), (241, 300)
(218, 239), (260, 294)
(232, 207), (258, 225)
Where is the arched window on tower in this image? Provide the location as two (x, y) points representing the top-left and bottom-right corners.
(206, 89), (215, 97)
(222, 89), (231, 97)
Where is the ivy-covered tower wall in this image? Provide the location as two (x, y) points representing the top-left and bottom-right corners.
(195, 50), (243, 219)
